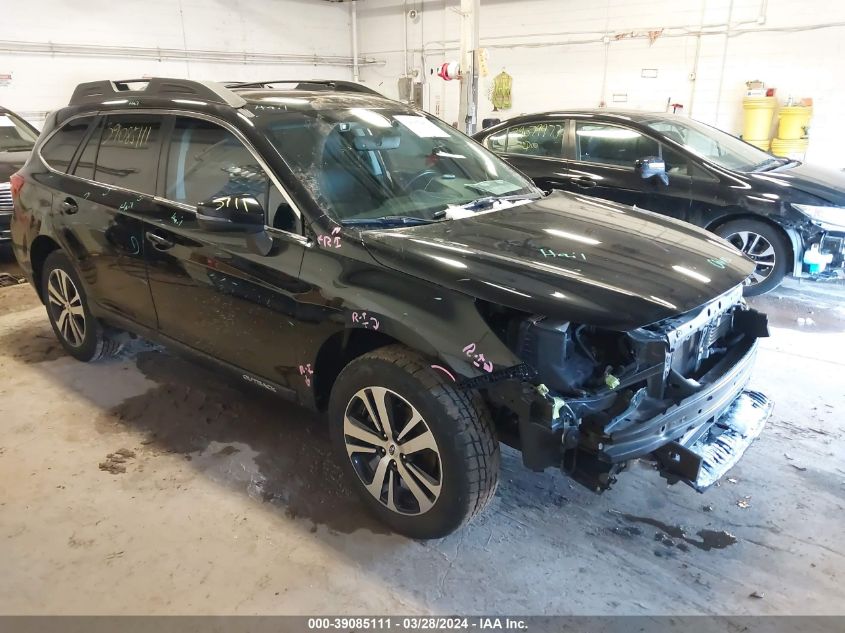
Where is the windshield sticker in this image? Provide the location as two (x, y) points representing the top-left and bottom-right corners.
(350, 311), (380, 330)
(540, 248), (587, 261)
(317, 226), (342, 249)
(707, 256), (730, 269)
(469, 179), (522, 196)
(462, 343), (494, 373)
(395, 115), (450, 139)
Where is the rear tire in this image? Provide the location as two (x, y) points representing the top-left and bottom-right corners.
(328, 345), (499, 539)
(41, 250), (124, 362)
(714, 219), (790, 296)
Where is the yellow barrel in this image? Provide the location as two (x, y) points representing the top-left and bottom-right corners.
(746, 138), (771, 151)
(742, 96), (777, 142)
(771, 137), (808, 160)
(777, 106), (812, 140)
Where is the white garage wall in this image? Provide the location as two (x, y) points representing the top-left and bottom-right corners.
(0, 0), (354, 126)
(357, 0), (845, 167)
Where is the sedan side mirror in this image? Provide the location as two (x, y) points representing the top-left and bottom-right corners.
(197, 195), (266, 233)
(635, 156), (669, 186)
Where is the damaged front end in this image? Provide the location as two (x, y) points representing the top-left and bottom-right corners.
(484, 285), (773, 492)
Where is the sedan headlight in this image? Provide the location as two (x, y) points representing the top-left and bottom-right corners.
(792, 204), (845, 232)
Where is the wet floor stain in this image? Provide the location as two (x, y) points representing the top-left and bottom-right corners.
(748, 285), (845, 334)
(617, 512), (738, 551)
(97, 350), (390, 535)
(0, 318), (66, 364)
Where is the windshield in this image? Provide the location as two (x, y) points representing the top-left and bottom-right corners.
(645, 117), (776, 172)
(0, 112), (38, 152)
(250, 96), (539, 223)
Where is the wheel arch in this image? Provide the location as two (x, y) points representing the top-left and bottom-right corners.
(29, 235), (62, 302)
(312, 328), (402, 411)
(705, 213), (798, 271)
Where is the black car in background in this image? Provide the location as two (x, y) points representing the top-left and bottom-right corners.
(12, 78), (771, 537)
(475, 110), (845, 295)
(1, 106), (39, 254)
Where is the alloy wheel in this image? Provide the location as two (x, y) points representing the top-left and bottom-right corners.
(723, 230), (776, 286)
(343, 386), (442, 515)
(47, 269), (86, 347)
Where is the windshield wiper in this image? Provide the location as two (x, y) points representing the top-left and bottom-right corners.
(432, 193), (540, 218)
(341, 215), (437, 227)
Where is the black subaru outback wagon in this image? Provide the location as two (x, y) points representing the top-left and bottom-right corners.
(11, 78), (772, 538)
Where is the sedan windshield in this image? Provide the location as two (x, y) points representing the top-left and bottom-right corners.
(250, 96), (540, 224)
(645, 116), (778, 172)
(0, 112), (38, 152)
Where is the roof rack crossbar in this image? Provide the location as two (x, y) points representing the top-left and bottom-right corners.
(224, 79), (381, 96)
(69, 78), (247, 108)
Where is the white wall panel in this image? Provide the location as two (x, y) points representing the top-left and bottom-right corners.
(0, 0), (353, 125)
(358, 0), (845, 167)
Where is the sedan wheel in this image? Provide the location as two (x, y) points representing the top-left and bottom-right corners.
(714, 220), (790, 296)
(343, 386), (442, 515)
(722, 230), (776, 287)
(47, 268), (87, 347)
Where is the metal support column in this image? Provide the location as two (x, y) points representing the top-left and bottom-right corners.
(458, 0), (480, 135)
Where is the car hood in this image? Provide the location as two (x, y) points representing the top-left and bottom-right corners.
(758, 162), (845, 205)
(361, 192), (754, 331)
(0, 150), (31, 181)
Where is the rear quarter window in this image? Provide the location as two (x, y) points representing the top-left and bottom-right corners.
(40, 117), (94, 173)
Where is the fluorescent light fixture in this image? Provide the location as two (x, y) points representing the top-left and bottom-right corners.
(544, 228), (601, 245)
(350, 108), (392, 128)
(172, 99), (207, 106)
(551, 291), (567, 299)
(261, 96), (308, 105)
(427, 255), (467, 269)
(576, 128), (639, 139)
(483, 281), (531, 298)
(410, 239), (473, 254)
(101, 99), (128, 105)
(648, 295), (677, 309)
(672, 265), (711, 284)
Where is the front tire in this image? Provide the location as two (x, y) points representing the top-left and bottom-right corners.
(41, 250), (124, 362)
(714, 219), (790, 296)
(329, 345), (499, 539)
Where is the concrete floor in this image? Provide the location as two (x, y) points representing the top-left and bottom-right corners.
(0, 257), (843, 615)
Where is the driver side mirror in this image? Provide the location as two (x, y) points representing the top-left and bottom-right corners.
(197, 194), (266, 233)
(635, 156), (669, 186)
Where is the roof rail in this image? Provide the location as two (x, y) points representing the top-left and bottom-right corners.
(225, 79), (382, 96)
(69, 78), (247, 108)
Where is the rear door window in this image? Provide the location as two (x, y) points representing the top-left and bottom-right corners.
(574, 121), (659, 167)
(40, 117), (94, 173)
(487, 123), (565, 158)
(94, 114), (164, 194)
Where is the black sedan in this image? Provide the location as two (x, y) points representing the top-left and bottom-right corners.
(475, 110), (845, 295)
(1, 106), (39, 254)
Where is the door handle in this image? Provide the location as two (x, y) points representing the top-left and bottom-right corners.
(59, 198), (78, 215)
(572, 177), (596, 189)
(145, 231), (175, 250)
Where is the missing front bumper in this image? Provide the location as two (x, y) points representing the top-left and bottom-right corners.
(653, 390), (773, 490)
